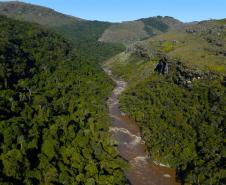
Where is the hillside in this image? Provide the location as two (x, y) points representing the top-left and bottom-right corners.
(105, 19), (226, 78)
(142, 19), (226, 73)
(0, 16), (126, 185)
(0, 2), (184, 49)
(99, 16), (183, 44)
(104, 19), (226, 184)
(0, 1), (125, 63)
(0, 1), (82, 26)
(1, 1), (226, 184)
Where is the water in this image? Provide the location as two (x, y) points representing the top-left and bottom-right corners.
(104, 68), (180, 185)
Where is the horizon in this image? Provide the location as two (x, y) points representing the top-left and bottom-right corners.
(0, 0), (226, 23)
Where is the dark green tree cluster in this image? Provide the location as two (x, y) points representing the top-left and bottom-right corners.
(0, 16), (126, 185)
(120, 64), (226, 184)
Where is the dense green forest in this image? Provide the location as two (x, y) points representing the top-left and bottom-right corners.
(120, 61), (226, 184)
(0, 16), (126, 185)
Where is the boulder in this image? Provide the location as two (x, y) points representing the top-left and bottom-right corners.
(155, 57), (169, 75)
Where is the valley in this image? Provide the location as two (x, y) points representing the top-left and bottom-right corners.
(104, 19), (226, 184)
(0, 1), (225, 185)
(104, 67), (179, 185)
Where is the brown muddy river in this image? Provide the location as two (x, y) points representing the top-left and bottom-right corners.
(104, 68), (180, 185)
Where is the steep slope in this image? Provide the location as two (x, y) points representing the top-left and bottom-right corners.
(0, 2), (185, 60)
(0, 1), (82, 26)
(143, 19), (226, 73)
(55, 20), (125, 62)
(105, 19), (226, 78)
(0, 1), (125, 63)
(99, 20), (149, 44)
(99, 16), (183, 44)
(0, 16), (126, 185)
(104, 19), (226, 184)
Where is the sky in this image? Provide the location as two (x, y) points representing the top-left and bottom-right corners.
(1, 0), (226, 22)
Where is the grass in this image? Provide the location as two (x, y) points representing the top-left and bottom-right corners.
(143, 27), (226, 74)
(100, 21), (149, 45)
(99, 17), (182, 45)
(104, 19), (226, 87)
(216, 19), (226, 25)
(104, 52), (157, 83)
(161, 41), (175, 52)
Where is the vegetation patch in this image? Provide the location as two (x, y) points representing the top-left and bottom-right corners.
(0, 16), (126, 185)
(120, 68), (226, 184)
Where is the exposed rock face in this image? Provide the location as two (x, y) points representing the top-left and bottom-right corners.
(223, 77), (226, 87)
(175, 62), (208, 88)
(155, 57), (169, 75)
(155, 58), (208, 88)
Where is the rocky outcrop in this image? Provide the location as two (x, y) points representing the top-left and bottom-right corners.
(155, 58), (208, 88)
(175, 62), (208, 88)
(154, 57), (169, 75)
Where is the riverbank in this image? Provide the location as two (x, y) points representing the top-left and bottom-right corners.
(103, 67), (180, 185)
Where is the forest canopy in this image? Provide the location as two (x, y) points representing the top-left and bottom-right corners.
(0, 16), (126, 185)
(119, 62), (226, 185)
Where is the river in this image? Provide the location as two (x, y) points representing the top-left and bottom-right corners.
(104, 68), (180, 185)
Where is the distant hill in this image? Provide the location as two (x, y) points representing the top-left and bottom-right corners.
(0, 1), (125, 63)
(105, 19), (226, 77)
(99, 16), (183, 44)
(0, 1), (82, 26)
(0, 2), (184, 47)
